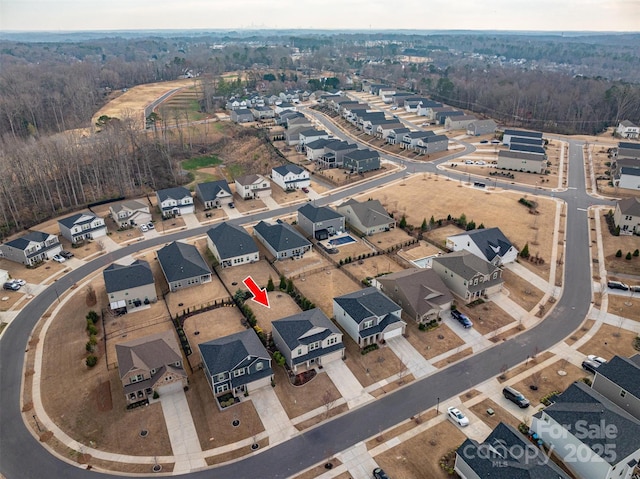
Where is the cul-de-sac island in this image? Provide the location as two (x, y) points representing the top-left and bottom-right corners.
(0, 29), (639, 479)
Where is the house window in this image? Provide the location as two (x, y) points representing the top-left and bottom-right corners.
(620, 390), (626, 398)
(363, 320), (374, 328)
(130, 374), (144, 384)
(474, 278), (478, 285)
(256, 362), (264, 371)
(217, 373), (225, 381)
(327, 337), (338, 346)
(233, 368), (245, 377)
(129, 393), (136, 400)
(150, 369), (156, 375)
(309, 341), (321, 351)
(493, 272), (498, 279)
(297, 348), (302, 355)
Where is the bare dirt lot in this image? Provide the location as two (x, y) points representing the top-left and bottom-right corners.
(404, 320), (466, 361)
(294, 267), (361, 318)
(577, 323), (640, 360)
(0, 257), (69, 288)
(608, 295), (640, 322)
(511, 360), (587, 407)
(469, 398), (521, 431)
(502, 268), (545, 312)
(342, 336), (405, 388)
(599, 216), (640, 276)
(457, 301), (515, 336)
(341, 254), (406, 283)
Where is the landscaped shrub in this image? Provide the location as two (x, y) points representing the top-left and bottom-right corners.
(616, 249), (622, 258)
(626, 252), (632, 260)
(86, 355), (98, 368)
(153, 390), (159, 399)
(360, 344), (379, 355)
(273, 351), (286, 366)
(266, 276), (275, 292)
(87, 323), (98, 336)
(541, 390), (561, 406)
(86, 310), (99, 324)
(634, 249), (639, 257)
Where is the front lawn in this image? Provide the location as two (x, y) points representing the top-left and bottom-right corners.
(182, 155), (222, 170)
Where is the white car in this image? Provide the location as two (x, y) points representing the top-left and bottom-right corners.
(390, 106), (398, 110)
(140, 224), (148, 232)
(475, 161), (486, 165)
(52, 254), (66, 263)
(464, 160), (474, 165)
(447, 407), (469, 427)
(587, 355), (607, 365)
(11, 279), (26, 286)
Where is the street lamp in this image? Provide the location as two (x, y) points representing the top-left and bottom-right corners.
(436, 397), (440, 415)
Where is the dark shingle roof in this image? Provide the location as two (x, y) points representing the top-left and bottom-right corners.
(509, 136), (544, 146)
(432, 251), (501, 282)
(498, 150), (546, 162)
(156, 186), (192, 203)
(504, 129), (543, 139)
(334, 287), (400, 324)
(198, 329), (269, 376)
(272, 308), (341, 350)
(103, 259), (154, 294)
(617, 197), (640, 217)
(510, 143), (546, 155)
(298, 128), (327, 137)
(298, 203), (344, 223)
(116, 330), (183, 380)
(253, 221), (311, 252)
(157, 241), (210, 282)
(344, 149), (380, 161)
(58, 211), (98, 228)
(324, 140), (356, 152)
(420, 134), (448, 143)
(594, 355), (640, 399)
(450, 227), (514, 263)
(338, 198), (392, 228)
(305, 138), (332, 150)
(5, 231), (53, 250)
(273, 164), (305, 176)
(378, 268), (453, 317)
(196, 180), (231, 202)
(206, 222), (257, 260)
(618, 141), (640, 151)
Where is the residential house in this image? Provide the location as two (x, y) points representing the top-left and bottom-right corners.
(271, 164), (310, 191)
(375, 121), (404, 139)
(531, 381), (640, 479)
(363, 82), (387, 95)
(156, 186), (194, 218)
(297, 128), (330, 151)
(390, 92), (414, 106)
(616, 120), (640, 139)
(431, 251), (504, 300)
(613, 197), (640, 235)
(58, 211), (107, 244)
(416, 100), (443, 117)
(277, 111), (304, 126)
(230, 108), (254, 123)
(343, 148), (381, 173)
(357, 112), (386, 131)
(116, 330), (187, 406)
(195, 180), (232, 210)
(466, 119), (497, 136)
(402, 131), (433, 150)
(617, 142), (640, 160)
(377, 268), (453, 324)
(415, 134), (449, 155)
(286, 116), (313, 132)
(104, 259), (157, 313)
(509, 143), (546, 156)
(109, 199), (151, 228)
(612, 158), (640, 190)
(445, 114), (477, 130)
(285, 125), (312, 146)
(379, 86), (397, 102)
(206, 222), (258, 268)
(297, 203), (345, 240)
(234, 174), (271, 200)
(305, 138), (333, 161)
(592, 354), (640, 419)
(271, 308), (345, 372)
(274, 102), (297, 115)
(333, 287), (406, 348)
(509, 136), (545, 147)
(435, 110), (464, 125)
(386, 127), (411, 145)
(423, 106), (454, 121)
(253, 220), (312, 260)
(318, 140), (358, 169)
(502, 129), (543, 146)
(225, 98), (247, 110)
(497, 150), (547, 174)
(156, 241), (211, 292)
(446, 227), (518, 266)
(251, 105), (275, 120)
(199, 329), (273, 402)
(455, 422), (571, 479)
(336, 198), (394, 237)
(0, 231), (62, 266)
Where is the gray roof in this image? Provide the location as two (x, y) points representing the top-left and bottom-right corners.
(298, 128), (327, 137)
(338, 198), (393, 228)
(344, 149), (380, 161)
(199, 329), (269, 376)
(504, 129), (543, 138)
(298, 203), (344, 223)
(498, 150), (546, 163)
(378, 268), (453, 317)
(4, 231), (53, 250)
(156, 186), (192, 203)
(617, 197), (640, 216)
(272, 308), (342, 351)
(432, 250), (501, 280)
(404, 131), (431, 140)
(447, 114), (477, 122)
(116, 330), (183, 380)
(196, 180), (231, 202)
(450, 227), (514, 263)
(110, 199), (148, 214)
(58, 211), (98, 229)
(618, 141), (640, 151)
(235, 174), (265, 186)
(103, 259), (154, 294)
(594, 355), (640, 399)
(305, 138), (332, 150)
(510, 143), (546, 155)
(509, 136), (544, 146)
(334, 287), (400, 324)
(469, 119), (497, 128)
(206, 222), (257, 260)
(325, 140), (356, 152)
(457, 422), (571, 479)
(389, 128), (411, 135)
(536, 382), (640, 464)
(620, 120), (637, 128)
(420, 134), (448, 144)
(273, 164), (305, 176)
(156, 241), (210, 283)
(253, 221), (311, 252)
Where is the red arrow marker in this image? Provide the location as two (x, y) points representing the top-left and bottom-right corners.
(242, 276), (270, 308)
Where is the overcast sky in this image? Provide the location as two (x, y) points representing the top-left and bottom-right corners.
(1, 0), (639, 32)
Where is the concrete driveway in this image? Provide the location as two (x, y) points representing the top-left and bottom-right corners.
(324, 360), (374, 409)
(250, 387), (298, 445)
(386, 336), (436, 378)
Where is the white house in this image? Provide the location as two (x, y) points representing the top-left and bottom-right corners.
(271, 164), (310, 191)
(446, 227), (518, 265)
(109, 199), (151, 228)
(613, 197), (640, 235)
(155, 186), (194, 218)
(616, 120), (640, 139)
(58, 212), (107, 244)
(234, 174), (271, 200)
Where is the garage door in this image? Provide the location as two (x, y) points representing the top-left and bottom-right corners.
(157, 380), (184, 396)
(383, 328), (403, 340)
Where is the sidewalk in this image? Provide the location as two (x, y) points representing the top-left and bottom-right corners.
(386, 336), (436, 378)
(250, 388), (298, 444)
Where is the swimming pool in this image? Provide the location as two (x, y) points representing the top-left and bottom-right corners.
(329, 235), (357, 246)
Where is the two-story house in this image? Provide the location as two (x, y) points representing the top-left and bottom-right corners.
(431, 251), (504, 301)
(333, 287), (406, 348)
(199, 329), (273, 405)
(108, 199), (151, 228)
(253, 221), (312, 260)
(297, 203), (345, 240)
(58, 211), (107, 244)
(206, 222), (259, 268)
(592, 354), (640, 419)
(343, 149), (381, 173)
(116, 330), (187, 407)
(271, 164), (310, 191)
(103, 259), (157, 314)
(156, 241), (211, 292)
(234, 174), (271, 200)
(446, 227), (518, 266)
(195, 180), (232, 210)
(336, 198), (394, 236)
(230, 108), (254, 123)
(155, 186), (194, 218)
(466, 119), (497, 136)
(502, 129), (543, 146)
(613, 197), (640, 235)
(0, 231), (62, 266)
(616, 120), (640, 139)
(271, 308), (345, 373)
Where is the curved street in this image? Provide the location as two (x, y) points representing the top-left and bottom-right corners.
(0, 119), (616, 478)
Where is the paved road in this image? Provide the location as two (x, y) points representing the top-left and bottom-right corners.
(0, 126), (613, 479)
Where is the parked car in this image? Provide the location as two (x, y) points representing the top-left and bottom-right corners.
(420, 122), (430, 127)
(11, 279), (26, 286)
(228, 202), (235, 208)
(480, 139), (489, 144)
(390, 106), (398, 110)
(582, 359), (601, 374)
(464, 160), (474, 164)
(3, 282), (21, 291)
(587, 355), (607, 365)
(447, 407), (470, 427)
(451, 310), (473, 328)
(475, 161), (486, 165)
(59, 250), (74, 259)
(503, 386), (530, 408)
(491, 139), (501, 144)
(140, 224), (148, 232)
(373, 467), (390, 479)
(301, 187), (309, 193)
(52, 254), (66, 263)
(607, 280), (629, 291)
(147, 223), (155, 230)
(632, 285), (640, 293)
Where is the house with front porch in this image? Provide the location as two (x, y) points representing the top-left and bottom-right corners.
(251, 105), (275, 120)
(199, 329), (273, 404)
(104, 259), (157, 314)
(156, 241), (211, 292)
(386, 127), (411, 145)
(375, 121), (404, 139)
(402, 131), (434, 151)
(297, 128), (330, 151)
(156, 186), (194, 218)
(206, 222), (258, 268)
(1, 231), (63, 266)
(195, 180), (232, 210)
(234, 174), (271, 200)
(333, 287), (406, 348)
(272, 308), (345, 373)
(109, 199), (151, 228)
(297, 203), (345, 240)
(253, 221), (312, 260)
(416, 100), (443, 117)
(336, 198), (394, 236)
(116, 330), (187, 407)
(613, 197), (640, 235)
(58, 211), (107, 244)
(271, 164), (310, 191)
(431, 250), (503, 301)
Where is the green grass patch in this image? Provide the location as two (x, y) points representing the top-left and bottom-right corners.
(227, 164), (244, 178)
(182, 155), (222, 170)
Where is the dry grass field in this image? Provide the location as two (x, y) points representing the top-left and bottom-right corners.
(457, 301), (516, 336)
(599, 216), (640, 276)
(294, 267), (361, 317)
(511, 360), (587, 407)
(577, 323), (640, 360)
(404, 320), (466, 361)
(469, 398), (521, 431)
(608, 295), (640, 322)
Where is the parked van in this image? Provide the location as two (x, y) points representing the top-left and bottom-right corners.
(503, 386), (530, 408)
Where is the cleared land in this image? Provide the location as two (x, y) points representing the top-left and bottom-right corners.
(599, 216), (640, 276)
(511, 360), (587, 407)
(608, 295), (640, 322)
(577, 323), (640, 360)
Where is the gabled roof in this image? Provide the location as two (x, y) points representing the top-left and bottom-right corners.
(334, 287), (400, 324)
(389, 127), (411, 135)
(58, 211), (100, 229)
(344, 149), (380, 161)
(536, 382), (640, 464)
(110, 199), (148, 214)
(469, 119), (497, 128)
(298, 128), (327, 137)
(298, 203), (343, 223)
(617, 197), (640, 217)
(156, 186), (192, 203)
(199, 329), (269, 376)
(404, 131), (432, 140)
(620, 120), (638, 128)
(432, 250), (500, 280)
(116, 330), (183, 380)
(457, 422), (571, 479)
(503, 129), (543, 138)
(272, 308), (341, 350)
(253, 221), (311, 252)
(618, 141), (640, 151)
(378, 268), (453, 316)
(420, 134), (448, 144)
(235, 174), (267, 186)
(450, 227), (514, 263)
(196, 180), (231, 202)
(447, 114), (477, 122)
(104, 259), (154, 293)
(509, 136), (544, 146)
(273, 164), (306, 176)
(206, 222), (257, 259)
(509, 143), (545, 155)
(324, 140), (356, 152)
(338, 198), (392, 228)
(498, 150), (546, 162)
(4, 231), (54, 250)
(594, 355), (640, 399)
(156, 241), (210, 282)
(305, 138), (332, 150)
